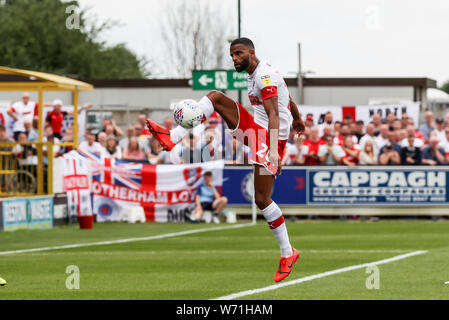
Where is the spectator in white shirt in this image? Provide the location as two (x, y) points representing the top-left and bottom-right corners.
(318, 111), (333, 137)
(104, 135), (122, 159)
(359, 124), (378, 156)
(374, 124), (389, 151)
(97, 131), (107, 149)
(433, 117), (446, 144)
(7, 92), (38, 140)
(399, 126), (424, 148)
(79, 130), (104, 157)
(318, 134), (345, 165)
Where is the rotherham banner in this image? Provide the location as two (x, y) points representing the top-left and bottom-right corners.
(300, 103), (420, 126)
(91, 158), (224, 222)
(61, 150), (224, 223)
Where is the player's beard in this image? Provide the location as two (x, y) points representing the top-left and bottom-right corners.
(234, 57), (249, 72)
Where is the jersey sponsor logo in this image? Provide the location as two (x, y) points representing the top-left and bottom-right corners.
(261, 75), (271, 86)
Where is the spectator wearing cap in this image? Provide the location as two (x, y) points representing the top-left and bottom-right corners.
(433, 117), (446, 144)
(400, 132), (422, 165)
(45, 100), (93, 140)
(304, 114), (314, 128)
(418, 111), (435, 141)
(422, 137), (445, 165)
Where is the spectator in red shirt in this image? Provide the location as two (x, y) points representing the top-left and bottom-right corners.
(45, 100), (93, 139)
(341, 135), (360, 166)
(138, 114), (150, 136)
(301, 127), (325, 165)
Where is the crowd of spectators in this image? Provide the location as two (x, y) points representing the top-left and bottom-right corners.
(4, 92), (449, 167)
(283, 110), (449, 166)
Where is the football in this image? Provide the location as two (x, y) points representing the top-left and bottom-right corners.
(173, 99), (204, 129)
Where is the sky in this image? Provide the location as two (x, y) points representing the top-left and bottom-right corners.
(77, 0), (449, 85)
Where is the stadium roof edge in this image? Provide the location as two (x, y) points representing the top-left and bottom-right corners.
(81, 77), (437, 89)
(0, 66), (94, 91)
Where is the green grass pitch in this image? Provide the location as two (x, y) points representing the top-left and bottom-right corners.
(0, 220), (448, 299)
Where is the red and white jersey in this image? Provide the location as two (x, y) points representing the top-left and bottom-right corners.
(247, 61), (292, 140)
(10, 101), (38, 132)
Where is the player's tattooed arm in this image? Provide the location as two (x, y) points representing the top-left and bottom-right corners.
(289, 96), (305, 134)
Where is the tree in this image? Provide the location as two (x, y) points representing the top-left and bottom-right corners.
(441, 80), (449, 95)
(160, 0), (233, 78)
(0, 0), (149, 78)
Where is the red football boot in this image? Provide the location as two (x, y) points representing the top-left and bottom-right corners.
(146, 119), (175, 151)
(274, 248), (300, 282)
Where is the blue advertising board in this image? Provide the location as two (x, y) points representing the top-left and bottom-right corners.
(308, 167), (449, 206)
(223, 166), (307, 205)
(224, 166), (449, 206)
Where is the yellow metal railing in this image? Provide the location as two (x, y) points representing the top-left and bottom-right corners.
(0, 142), (54, 197)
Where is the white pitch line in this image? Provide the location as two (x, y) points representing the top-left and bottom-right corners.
(0, 223), (252, 256)
(213, 250), (428, 300)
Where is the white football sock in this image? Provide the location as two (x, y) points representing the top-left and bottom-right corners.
(170, 126), (189, 145)
(261, 201), (293, 258)
(199, 96), (215, 119)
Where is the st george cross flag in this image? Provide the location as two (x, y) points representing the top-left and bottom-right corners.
(61, 152), (92, 217)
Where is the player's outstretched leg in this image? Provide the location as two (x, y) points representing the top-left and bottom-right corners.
(147, 91), (239, 151)
(254, 165), (300, 282)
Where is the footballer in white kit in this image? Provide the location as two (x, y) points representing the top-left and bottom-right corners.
(146, 38), (305, 282)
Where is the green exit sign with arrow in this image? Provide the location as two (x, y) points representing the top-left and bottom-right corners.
(192, 70), (248, 91)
